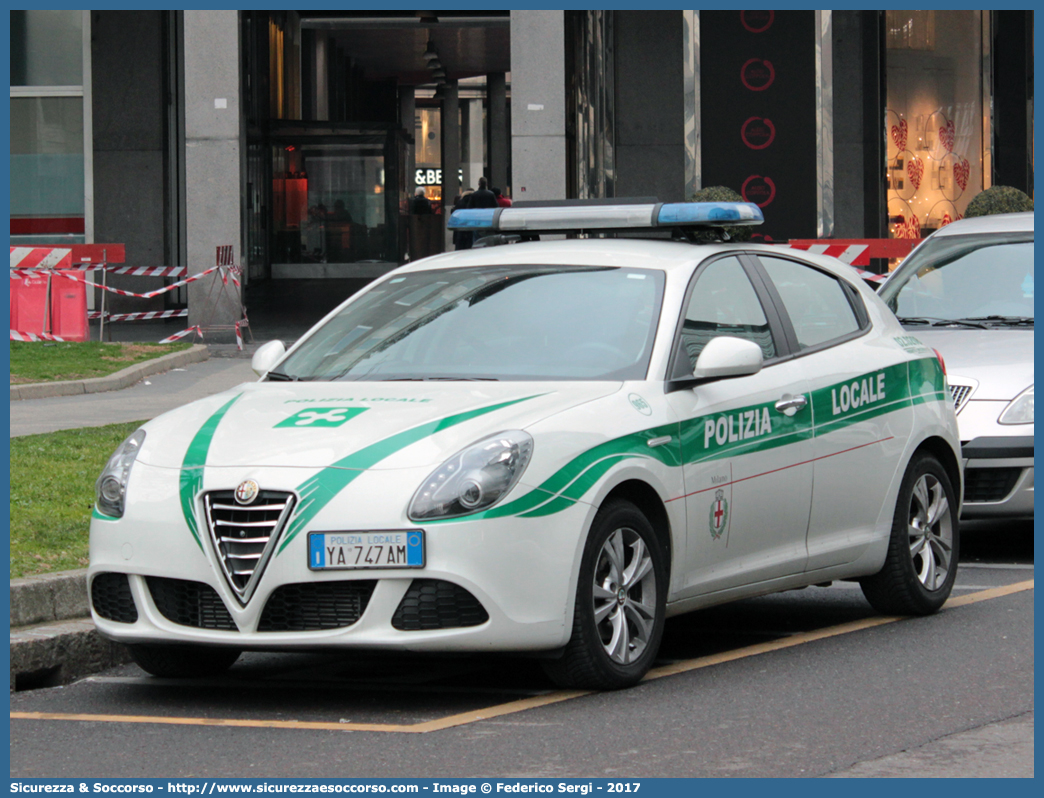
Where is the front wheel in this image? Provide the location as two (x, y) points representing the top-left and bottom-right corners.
(127, 644), (241, 678)
(860, 453), (959, 615)
(543, 500), (667, 690)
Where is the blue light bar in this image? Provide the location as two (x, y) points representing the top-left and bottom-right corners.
(446, 201), (763, 232)
(657, 202), (763, 226)
(447, 209), (498, 230)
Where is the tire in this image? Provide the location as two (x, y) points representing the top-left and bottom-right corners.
(127, 644), (241, 678)
(543, 500), (667, 690)
(860, 453), (959, 615)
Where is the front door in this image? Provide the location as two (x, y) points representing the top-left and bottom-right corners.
(664, 255), (814, 598)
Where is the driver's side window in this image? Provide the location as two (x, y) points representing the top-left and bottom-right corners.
(672, 256), (776, 378)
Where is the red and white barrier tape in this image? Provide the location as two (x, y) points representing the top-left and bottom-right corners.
(234, 321), (244, 351)
(11, 264), (233, 299)
(158, 326), (204, 344)
(10, 330), (66, 342)
(88, 309), (189, 322)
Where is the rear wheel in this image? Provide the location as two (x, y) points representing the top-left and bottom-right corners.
(860, 453), (959, 615)
(543, 500), (666, 690)
(127, 644), (241, 678)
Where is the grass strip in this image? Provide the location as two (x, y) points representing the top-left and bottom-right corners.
(10, 341), (192, 384)
(10, 421), (145, 579)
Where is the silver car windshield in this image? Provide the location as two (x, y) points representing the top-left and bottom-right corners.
(880, 233), (1034, 327)
(272, 265), (665, 381)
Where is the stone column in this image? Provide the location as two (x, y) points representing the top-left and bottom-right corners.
(400, 88), (417, 192)
(487, 72), (509, 195)
(440, 81), (460, 250)
(184, 10), (242, 337)
(510, 11), (566, 202)
(462, 98), (485, 189)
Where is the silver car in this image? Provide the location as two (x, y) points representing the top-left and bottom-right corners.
(878, 212), (1033, 519)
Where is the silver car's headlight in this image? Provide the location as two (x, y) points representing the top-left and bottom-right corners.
(409, 430), (534, 521)
(95, 429), (146, 518)
(999, 385), (1034, 425)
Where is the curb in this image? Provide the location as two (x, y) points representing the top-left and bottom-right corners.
(10, 344), (210, 401)
(9, 569), (131, 690)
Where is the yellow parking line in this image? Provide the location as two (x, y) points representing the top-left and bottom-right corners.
(10, 580), (1032, 734)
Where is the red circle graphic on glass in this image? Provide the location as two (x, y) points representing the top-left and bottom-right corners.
(740, 59), (776, 92)
(741, 117), (776, 150)
(742, 175), (776, 207)
(741, 11), (774, 33)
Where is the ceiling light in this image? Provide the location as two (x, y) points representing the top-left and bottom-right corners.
(431, 68), (446, 80)
(422, 40), (438, 61)
(428, 58), (442, 70)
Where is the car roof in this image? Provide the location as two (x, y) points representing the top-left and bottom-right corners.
(400, 237), (861, 281)
(928, 211), (1034, 237)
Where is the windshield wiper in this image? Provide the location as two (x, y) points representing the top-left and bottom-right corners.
(897, 316), (989, 329)
(379, 376), (500, 382)
(959, 315), (1034, 326)
(265, 371), (298, 381)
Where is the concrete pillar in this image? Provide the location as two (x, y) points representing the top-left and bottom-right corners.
(487, 72), (508, 195)
(184, 10), (242, 337)
(400, 88), (417, 192)
(440, 81), (460, 249)
(462, 98), (485, 190)
(510, 10), (567, 202)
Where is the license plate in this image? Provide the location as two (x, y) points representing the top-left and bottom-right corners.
(308, 530), (424, 570)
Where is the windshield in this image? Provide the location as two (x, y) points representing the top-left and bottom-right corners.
(879, 232), (1033, 326)
(272, 265), (665, 381)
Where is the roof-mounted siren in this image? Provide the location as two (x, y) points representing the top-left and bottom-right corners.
(447, 200), (763, 242)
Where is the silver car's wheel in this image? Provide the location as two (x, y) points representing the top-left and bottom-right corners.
(861, 453), (959, 615)
(592, 527), (657, 665)
(543, 499), (666, 690)
(908, 472), (954, 590)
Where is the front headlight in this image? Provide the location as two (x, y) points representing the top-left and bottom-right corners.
(999, 385), (1034, 425)
(95, 429), (146, 518)
(408, 430), (534, 520)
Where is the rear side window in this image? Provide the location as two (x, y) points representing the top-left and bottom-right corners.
(758, 256), (861, 350)
(673, 256), (776, 377)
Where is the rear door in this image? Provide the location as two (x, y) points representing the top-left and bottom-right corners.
(751, 254), (913, 570)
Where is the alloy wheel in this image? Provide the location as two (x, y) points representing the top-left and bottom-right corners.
(592, 527), (658, 665)
(907, 473), (954, 591)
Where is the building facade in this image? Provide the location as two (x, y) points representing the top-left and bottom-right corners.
(9, 10), (1034, 328)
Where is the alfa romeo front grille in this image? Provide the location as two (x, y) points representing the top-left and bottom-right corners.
(949, 384), (973, 414)
(204, 489), (295, 605)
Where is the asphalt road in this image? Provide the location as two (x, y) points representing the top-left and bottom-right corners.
(9, 359), (1034, 778)
(10, 533), (1033, 778)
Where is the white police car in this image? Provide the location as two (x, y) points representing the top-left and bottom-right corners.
(90, 201), (962, 689)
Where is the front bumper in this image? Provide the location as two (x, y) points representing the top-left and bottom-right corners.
(960, 435), (1034, 519)
(88, 462), (587, 652)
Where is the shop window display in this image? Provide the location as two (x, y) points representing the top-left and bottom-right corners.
(885, 11), (988, 240)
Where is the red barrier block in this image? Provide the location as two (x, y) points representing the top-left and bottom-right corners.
(9, 271), (88, 341)
(10, 274), (51, 334)
(49, 271), (88, 341)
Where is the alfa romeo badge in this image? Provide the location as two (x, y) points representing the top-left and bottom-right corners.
(234, 479), (260, 505)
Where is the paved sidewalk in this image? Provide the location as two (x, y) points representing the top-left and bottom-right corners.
(11, 357), (258, 437)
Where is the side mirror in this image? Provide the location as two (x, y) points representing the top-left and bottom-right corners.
(692, 336), (763, 381)
(251, 340), (286, 377)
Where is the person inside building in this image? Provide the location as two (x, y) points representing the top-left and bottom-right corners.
(469, 176), (498, 209)
(411, 186), (433, 214)
(451, 188), (475, 250)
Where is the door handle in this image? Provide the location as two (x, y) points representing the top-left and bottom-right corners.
(775, 394), (807, 416)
